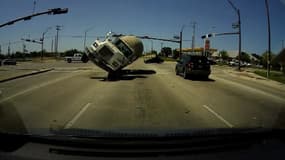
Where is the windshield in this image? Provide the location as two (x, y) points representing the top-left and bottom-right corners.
(0, 0), (285, 137)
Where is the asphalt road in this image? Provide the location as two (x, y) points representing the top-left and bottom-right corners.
(0, 59), (285, 134)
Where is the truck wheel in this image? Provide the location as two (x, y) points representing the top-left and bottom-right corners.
(67, 59), (72, 63)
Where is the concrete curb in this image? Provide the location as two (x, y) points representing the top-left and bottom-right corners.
(0, 68), (54, 83)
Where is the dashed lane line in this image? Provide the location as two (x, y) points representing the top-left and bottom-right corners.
(64, 103), (91, 129)
(202, 105), (234, 128)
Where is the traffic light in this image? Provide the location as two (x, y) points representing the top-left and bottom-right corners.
(50, 8), (68, 15)
(201, 33), (215, 39)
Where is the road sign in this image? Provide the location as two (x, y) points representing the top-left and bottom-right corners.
(205, 39), (210, 50)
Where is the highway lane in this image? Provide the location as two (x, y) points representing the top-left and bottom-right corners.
(0, 59), (285, 134)
(147, 62), (285, 128)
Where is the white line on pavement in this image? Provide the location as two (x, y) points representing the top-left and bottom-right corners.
(64, 103), (91, 129)
(0, 73), (80, 103)
(212, 75), (285, 103)
(202, 105), (234, 128)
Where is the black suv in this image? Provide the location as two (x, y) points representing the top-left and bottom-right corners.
(175, 54), (211, 79)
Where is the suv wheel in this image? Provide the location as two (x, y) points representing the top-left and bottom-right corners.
(67, 58), (72, 63)
(183, 69), (188, 79)
(175, 67), (179, 75)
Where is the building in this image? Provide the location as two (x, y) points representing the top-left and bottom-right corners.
(174, 47), (217, 56)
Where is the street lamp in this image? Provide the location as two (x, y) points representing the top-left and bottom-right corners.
(41, 27), (52, 61)
(84, 26), (95, 50)
(227, 0), (241, 71)
(179, 25), (185, 57)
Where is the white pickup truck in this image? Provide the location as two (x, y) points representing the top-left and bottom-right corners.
(64, 53), (85, 63)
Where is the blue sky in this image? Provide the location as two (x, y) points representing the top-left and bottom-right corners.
(0, 0), (285, 55)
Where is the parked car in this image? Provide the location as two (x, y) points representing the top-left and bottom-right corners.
(208, 59), (217, 65)
(175, 54), (211, 79)
(64, 53), (87, 63)
(229, 60), (239, 66)
(0, 59), (17, 66)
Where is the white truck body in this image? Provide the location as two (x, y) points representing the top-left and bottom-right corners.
(86, 36), (143, 72)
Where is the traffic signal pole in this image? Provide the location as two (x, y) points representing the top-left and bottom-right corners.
(238, 9), (241, 71)
(265, 0), (271, 78)
(0, 8), (68, 29)
(180, 31), (182, 57)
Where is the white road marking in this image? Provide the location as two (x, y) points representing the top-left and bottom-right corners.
(202, 105), (234, 128)
(64, 103), (91, 129)
(0, 73), (80, 103)
(212, 75), (285, 103)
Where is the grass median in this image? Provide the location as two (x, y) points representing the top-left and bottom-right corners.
(160, 57), (177, 62)
(254, 70), (285, 84)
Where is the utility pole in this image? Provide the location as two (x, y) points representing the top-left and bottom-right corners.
(55, 25), (62, 58)
(0, 45), (2, 55)
(22, 43), (26, 60)
(265, 0), (271, 78)
(191, 22), (196, 52)
(32, 0), (36, 13)
(8, 41), (11, 57)
(41, 33), (44, 61)
(84, 31), (87, 50)
(151, 40), (153, 53)
(160, 42), (163, 56)
(51, 39), (53, 53)
(54, 35), (57, 57)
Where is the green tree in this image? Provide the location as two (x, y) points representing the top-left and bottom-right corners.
(0, 54), (5, 59)
(160, 47), (172, 57)
(272, 49), (285, 73)
(261, 51), (279, 69)
(150, 50), (157, 55)
(172, 49), (180, 59)
(30, 51), (43, 57)
(219, 50), (229, 60)
(240, 52), (250, 63)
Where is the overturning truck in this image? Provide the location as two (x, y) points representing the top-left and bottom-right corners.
(85, 35), (144, 78)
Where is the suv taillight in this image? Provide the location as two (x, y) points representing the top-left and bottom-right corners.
(187, 62), (194, 68)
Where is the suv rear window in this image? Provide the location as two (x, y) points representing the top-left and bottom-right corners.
(190, 56), (208, 63)
(182, 55), (208, 63)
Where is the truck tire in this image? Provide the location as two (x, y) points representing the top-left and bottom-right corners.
(67, 58), (72, 63)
